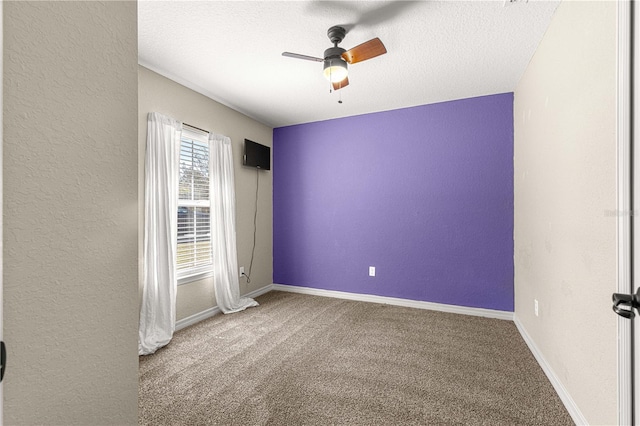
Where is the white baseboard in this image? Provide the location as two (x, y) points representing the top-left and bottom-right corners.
(271, 283), (514, 321)
(175, 306), (221, 331)
(514, 316), (588, 425)
(244, 283), (274, 299)
(175, 284), (273, 331)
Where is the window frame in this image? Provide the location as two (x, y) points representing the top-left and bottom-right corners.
(177, 127), (212, 286)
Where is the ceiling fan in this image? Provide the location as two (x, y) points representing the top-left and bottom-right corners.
(282, 25), (387, 91)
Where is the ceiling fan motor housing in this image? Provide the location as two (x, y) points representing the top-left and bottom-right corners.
(324, 46), (346, 61)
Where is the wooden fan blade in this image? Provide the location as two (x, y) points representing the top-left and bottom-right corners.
(342, 38), (387, 64)
(282, 52), (323, 62)
(332, 77), (349, 91)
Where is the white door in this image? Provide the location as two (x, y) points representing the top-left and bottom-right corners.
(615, 1), (638, 424)
(0, 0), (5, 423)
(635, 0), (640, 422)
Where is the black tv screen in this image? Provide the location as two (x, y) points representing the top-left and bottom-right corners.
(243, 139), (271, 170)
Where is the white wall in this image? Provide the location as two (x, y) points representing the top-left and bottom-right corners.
(138, 66), (273, 321)
(4, 2), (139, 424)
(514, 1), (617, 424)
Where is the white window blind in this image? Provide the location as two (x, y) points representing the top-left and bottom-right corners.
(177, 128), (212, 279)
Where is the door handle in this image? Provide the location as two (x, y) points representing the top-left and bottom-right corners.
(613, 292), (640, 318)
(1, 341), (6, 382)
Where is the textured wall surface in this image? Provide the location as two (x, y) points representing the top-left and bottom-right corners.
(139, 66), (273, 321)
(274, 94), (514, 311)
(4, 2), (139, 424)
(514, 1), (617, 423)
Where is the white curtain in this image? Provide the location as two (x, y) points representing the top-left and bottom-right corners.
(209, 133), (259, 313)
(139, 112), (181, 355)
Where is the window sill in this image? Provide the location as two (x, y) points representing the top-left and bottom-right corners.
(177, 270), (213, 286)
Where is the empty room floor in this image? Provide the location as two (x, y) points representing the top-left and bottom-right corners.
(139, 291), (572, 425)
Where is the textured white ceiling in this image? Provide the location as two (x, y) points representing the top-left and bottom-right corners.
(139, 0), (560, 128)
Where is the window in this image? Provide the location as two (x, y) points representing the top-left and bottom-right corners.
(177, 128), (211, 283)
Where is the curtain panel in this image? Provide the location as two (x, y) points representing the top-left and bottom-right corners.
(139, 112), (181, 355)
(209, 133), (258, 313)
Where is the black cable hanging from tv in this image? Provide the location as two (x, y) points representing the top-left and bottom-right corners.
(243, 168), (260, 284)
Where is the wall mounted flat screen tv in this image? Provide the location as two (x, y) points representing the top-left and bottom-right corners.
(243, 139), (271, 170)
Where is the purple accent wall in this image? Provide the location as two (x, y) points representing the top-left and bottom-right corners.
(273, 93), (514, 311)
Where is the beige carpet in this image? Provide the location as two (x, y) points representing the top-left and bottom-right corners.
(139, 291), (573, 425)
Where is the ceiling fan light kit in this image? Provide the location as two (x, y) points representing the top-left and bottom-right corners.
(323, 58), (348, 83)
(282, 25), (387, 91)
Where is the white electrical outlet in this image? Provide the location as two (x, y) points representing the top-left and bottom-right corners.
(534, 299), (539, 317)
(369, 266), (376, 277)
(240, 266), (245, 276)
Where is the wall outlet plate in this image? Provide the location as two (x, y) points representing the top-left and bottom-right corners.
(240, 266), (245, 276)
(534, 299), (539, 316)
(369, 266), (376, 277)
